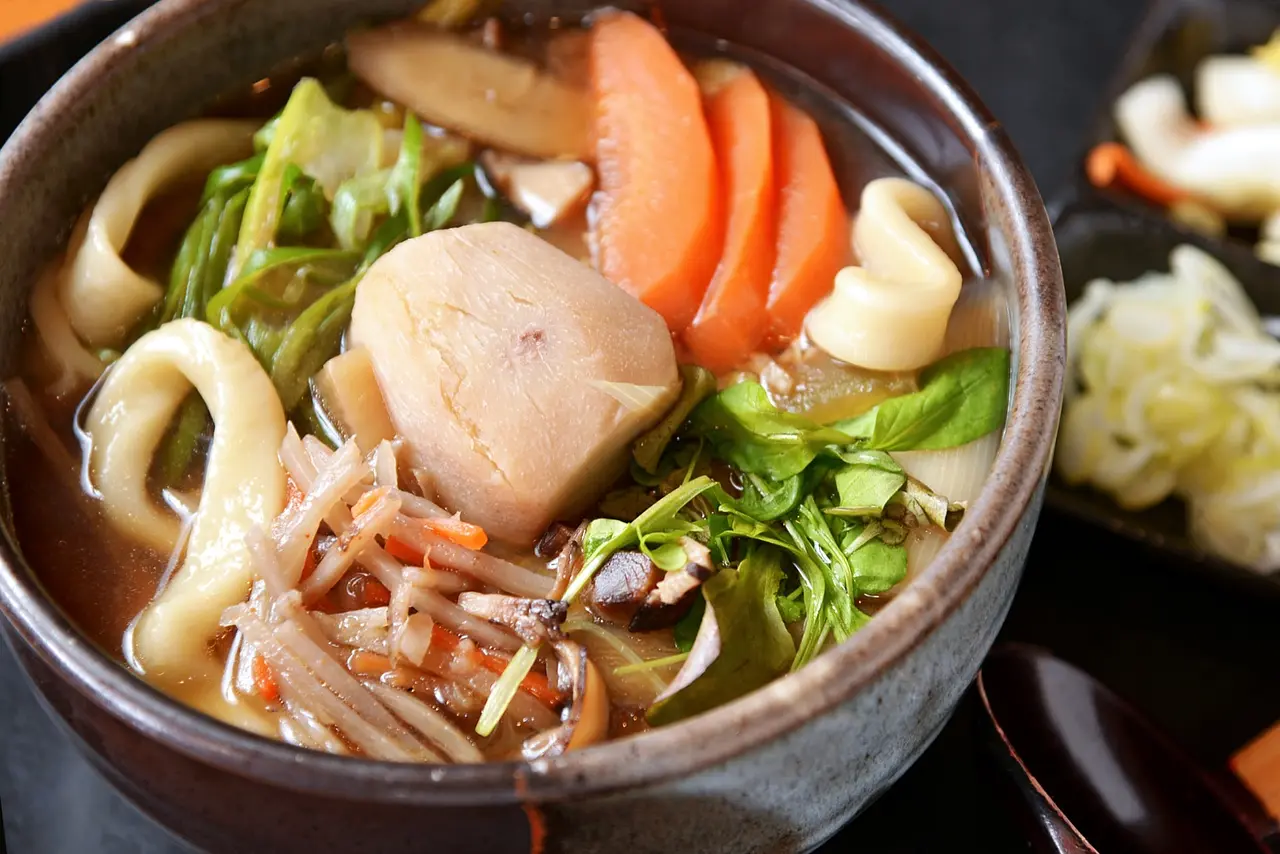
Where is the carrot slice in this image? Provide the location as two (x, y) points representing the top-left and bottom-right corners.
(385, 535), (424, 565)
(419, 514), (488, 550)
(682, 66), (776, 373)
(1086, 141), (1191, 207)
(764, 93), (849, 344)
(431, 625), (562, 705)
(253, 655), (280, 703)
(591, 11), (722, 331)
(358, 577), (391, 608)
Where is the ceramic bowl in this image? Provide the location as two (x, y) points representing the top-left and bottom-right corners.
(0, 1), (1064, 851)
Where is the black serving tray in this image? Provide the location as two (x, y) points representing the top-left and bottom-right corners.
(1046, 0), (1280, 592)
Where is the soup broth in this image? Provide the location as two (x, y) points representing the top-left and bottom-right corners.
(5, 5), (1008, 763)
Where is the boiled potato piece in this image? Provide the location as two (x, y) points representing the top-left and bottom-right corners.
(350, 222), (679, 544)
(347, 26), (591, 161)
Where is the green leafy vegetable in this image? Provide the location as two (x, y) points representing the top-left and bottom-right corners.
(776, 589), (804, 624)
(835, 347), (1010, 451)
(846, 532), (907, 595)
(688, 381), (852, 480)
(828, 450), (906, 516)
(566, 476), (718, 601)
(633, 364), (717, 474)
(892, 476), (966, 532)
(647, 546), (796, 725)
(673, 592), (705, 653)
(235, 79), (383, 272)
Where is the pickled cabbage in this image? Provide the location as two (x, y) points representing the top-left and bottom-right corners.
(1059, 245), (1280, 570)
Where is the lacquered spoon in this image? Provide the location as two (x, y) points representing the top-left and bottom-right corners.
(976, 644), (1280, 854)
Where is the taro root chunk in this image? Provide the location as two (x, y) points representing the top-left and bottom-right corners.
(350, 222), (680, 545)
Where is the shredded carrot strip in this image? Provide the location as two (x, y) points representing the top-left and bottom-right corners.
(431, 625), (562, 706)
(384, 535), (424, 565)
(348, 650), (392, 676)
(351, 485), (393, 518)
(253, 654), (280, 703)
(1086, 142), (1192, 207)
(418, 514), (488, 550)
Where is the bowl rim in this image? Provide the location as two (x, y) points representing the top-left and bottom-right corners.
(0, 0), (1064, 805)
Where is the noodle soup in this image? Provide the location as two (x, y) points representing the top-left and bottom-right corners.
(6, 5), (1009, 763)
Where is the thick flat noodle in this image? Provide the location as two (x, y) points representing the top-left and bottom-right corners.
(30, 254), (102, 397)
(62, 120), (257, 347)
(86, 319), (286, 685)
(805, 178), (963, 372)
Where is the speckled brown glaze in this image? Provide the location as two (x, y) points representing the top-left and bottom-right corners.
(0, 1), (1064, 852)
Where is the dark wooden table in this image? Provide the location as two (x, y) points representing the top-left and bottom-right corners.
(8, 0), (1279, 851)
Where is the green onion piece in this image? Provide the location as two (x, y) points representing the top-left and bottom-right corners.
(156, 393), (209, 487)
(278, 166), (328, 243)
(475, 644), (538, 737)
(424, 177), (464, 231)
(202, 153), (263, 205)
(269, 280), (357, 410)
(206, 247), (359, 331)
(196, 187), (250, 317)
(387, 113), (424, 238)
(293, 391), (342, 449)
(613, 652), (688, 677)
(160, 204), (210, 324)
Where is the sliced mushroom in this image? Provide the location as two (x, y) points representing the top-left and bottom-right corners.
(520, 638), (610, 759)
(455, 592), (568, 646)
(629, 539), (716, 632)
(585, 550), (661, 624)
(480, 150), (594, 228)
(535, 521), (576, 559)
(347, 25), (591, 160)
(547, 520), (586, 600)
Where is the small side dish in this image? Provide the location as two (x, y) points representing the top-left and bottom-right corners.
(1090, 31), (1280, 264)
(1059, 244), (1280, 571)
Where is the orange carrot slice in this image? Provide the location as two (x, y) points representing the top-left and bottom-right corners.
(1086, 141), (1191, 207)
(420, 514), (488, 550)
(385, 535), (424, 565)
(683, 66), (776, 373)
(253, 655), (280, 703)
(765, 93), (849, 344)
(591, 11), (722, 331)
(431, 625), (563, 705)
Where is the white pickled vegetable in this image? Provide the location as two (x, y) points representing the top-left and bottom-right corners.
(1115, 76), (1280, 220)
(1059, 244), (1280, 571)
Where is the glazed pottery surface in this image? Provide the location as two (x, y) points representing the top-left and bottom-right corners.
(0, 1), (1064, 851)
